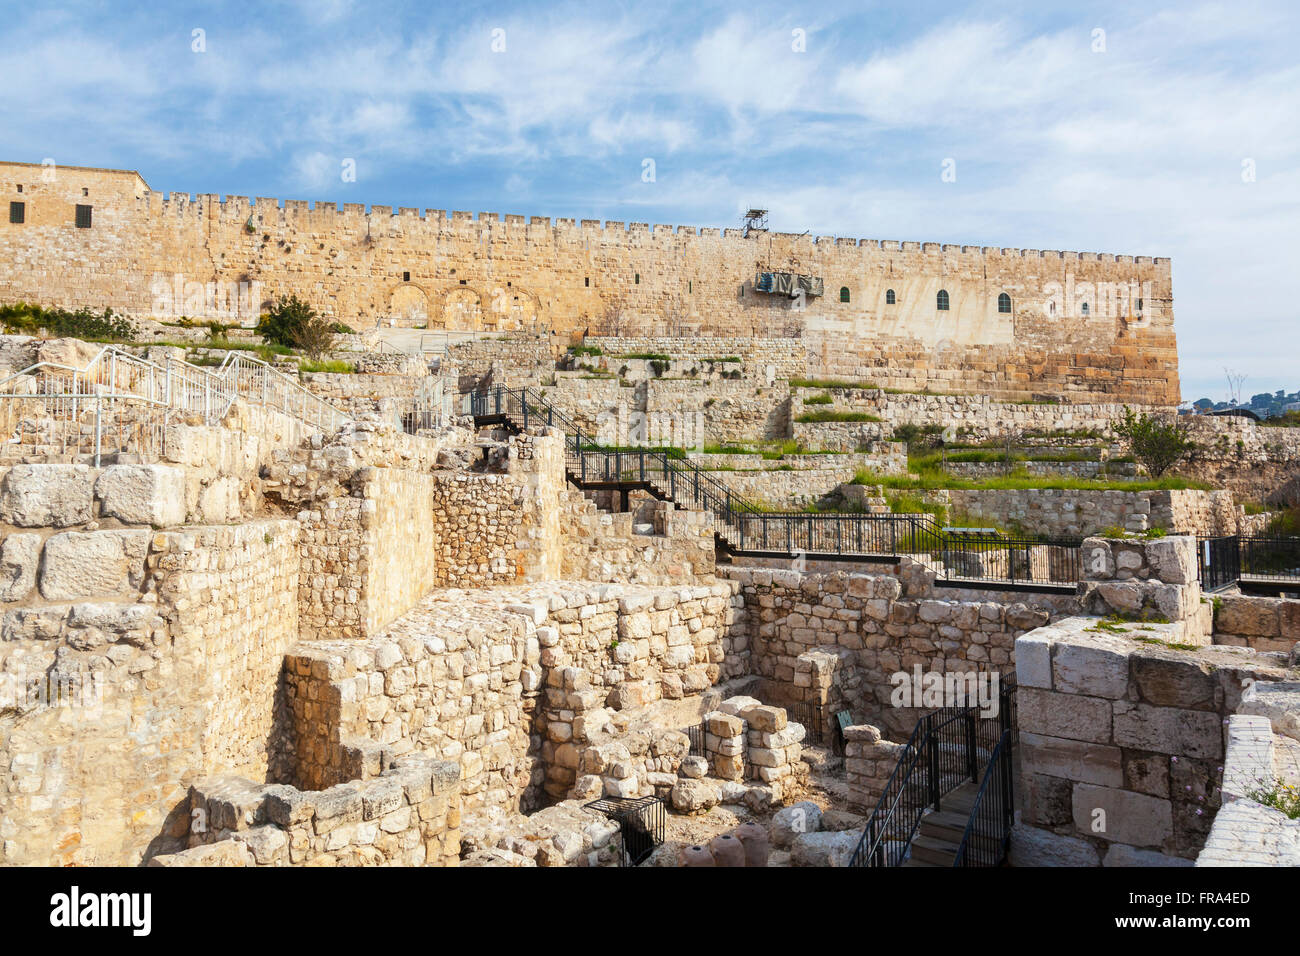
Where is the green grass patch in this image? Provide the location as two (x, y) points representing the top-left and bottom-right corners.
(700, 356), (741, 363)
(568, 345), (602, 356)
(795, 410), (883, 424)
(802, 393), (833, 406)
(789, 377), (878, 390)
(849, 466), (1211, 493)
(618, 351), (672, 361)
(299, 359), (355, 374)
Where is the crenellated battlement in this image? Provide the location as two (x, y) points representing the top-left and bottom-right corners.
(127, 183), (1168, 267)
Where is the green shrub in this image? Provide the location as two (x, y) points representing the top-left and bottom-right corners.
(569, 345), (603, 357)
(255, 294), (338, 357)
(1112, 406), (1195, 476)
(0, 302), (136, 341)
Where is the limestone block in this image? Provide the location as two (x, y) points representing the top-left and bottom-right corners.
(1051, 637), (1130, 700)
(1216, 597), (1281, 638)
(670, 778), (720, 814)
(0, 464), (95, 527)
(1111, 701), (1223, 759)
(740, 704), (786, 733)
(679, 756), (708, 779)
(38, 530), (150, 601)
(0, 533), (40, 602)
(1008, 822), (1101, 867)
(790, 830), (859, 867)
(1014, 631), (1053, 690)
(1145, 537), (1198, 586)
(1021, 773), (1074, 828)
(95, 464), (187, 526)
(1071, 783), (1173, 846)
(1021, 733), (1123, 788)
(1103, 844), (1193, 867)
(771, 801), (823, 848)
(1130, 654), (1216, 710)
(147, 842), (256, 866)
(1017, 688), (1113, 744)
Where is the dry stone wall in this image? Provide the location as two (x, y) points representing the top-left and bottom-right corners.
(150, 754), (461, 867)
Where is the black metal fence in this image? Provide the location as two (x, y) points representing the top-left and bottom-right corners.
(787, 701), (825, 746)
(848, 680), (1016, 868)
(952, 729), (1014, 867)
(1198, 535), (1241, 591)
(1197, 534), (1300, 591)
(584, 796), (665, 867)
(1240, 535), (1300, 583)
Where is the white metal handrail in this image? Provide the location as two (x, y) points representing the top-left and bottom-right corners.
(0, 343), (350, 433)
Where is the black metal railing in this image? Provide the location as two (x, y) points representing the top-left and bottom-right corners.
(463, 386), (1082, 586)
(1197, 535), (1241, 591)
(848, 680), (1016, 868)
(1240, 535), (1300, 583)
(1197, 534), (1300, 591)
(952, 728), (1015, 867)
(584, 795), (665, 867)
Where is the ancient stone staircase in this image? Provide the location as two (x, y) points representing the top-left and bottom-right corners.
(901, 781), (981, 866)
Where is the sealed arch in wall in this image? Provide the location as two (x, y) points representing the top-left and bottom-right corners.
(388, 284), (429, 327)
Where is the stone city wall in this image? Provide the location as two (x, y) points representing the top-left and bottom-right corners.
(0, 161), (1179, 405)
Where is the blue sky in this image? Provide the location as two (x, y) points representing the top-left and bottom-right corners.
(3, 0), (1297, 401)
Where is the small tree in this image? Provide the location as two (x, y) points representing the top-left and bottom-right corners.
(255, 294), (336, 358)
(1112, 406), (1195, 477)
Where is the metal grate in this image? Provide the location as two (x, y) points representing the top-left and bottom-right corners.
(584, 795), (665, 867)
(74, 204), (92, 228)
(683, 722), (705, 757)
(9, 201), (23, 225)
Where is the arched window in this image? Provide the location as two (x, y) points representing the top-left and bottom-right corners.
(839, 286), (850, 303)
(936, 289), (950, 311)
(997, 292), (1011, 314)
(1081, 302), (1089, 316)
(885, 289), (896, 305)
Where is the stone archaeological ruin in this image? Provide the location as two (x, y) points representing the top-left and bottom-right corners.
(0, 162), (1297, 869)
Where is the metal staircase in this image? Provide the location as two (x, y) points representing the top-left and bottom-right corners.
(848, 683), (1016, 868)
